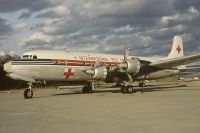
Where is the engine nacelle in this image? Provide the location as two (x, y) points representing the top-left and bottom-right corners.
(86, 66), (107, 80)
(120, 59), (141, 74)
(126, 59), (141, 74)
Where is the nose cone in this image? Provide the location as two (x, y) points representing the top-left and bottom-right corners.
(4, 62), (12, 73)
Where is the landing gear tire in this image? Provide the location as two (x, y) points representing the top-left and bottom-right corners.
(121, 85), (126, 93)
(82, 86), (91, 93)
(24, 89), (33, 99)
(82, 86), (87, 93)
(121, 85), (134, 94)
(139, 82), (145, 87)
(82, 86), (93, 93)
(125, 85), (134, 94)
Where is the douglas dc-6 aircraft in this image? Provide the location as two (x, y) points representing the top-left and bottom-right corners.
(3, 36), (200, 98)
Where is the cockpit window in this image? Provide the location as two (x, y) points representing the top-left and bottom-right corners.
(33, 55), (37, 59)
(22, 55), (29, 58)
(22, 54), (37, 60)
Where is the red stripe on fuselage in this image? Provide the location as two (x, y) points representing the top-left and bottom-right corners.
(51, 59), (121, 66)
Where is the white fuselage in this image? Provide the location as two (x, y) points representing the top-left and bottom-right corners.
(4, 50), (180, 82)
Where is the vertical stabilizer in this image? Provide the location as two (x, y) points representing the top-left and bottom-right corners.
(167, 36), (184, 59)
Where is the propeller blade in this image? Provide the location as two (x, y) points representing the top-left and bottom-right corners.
(124, 48), (130, 62)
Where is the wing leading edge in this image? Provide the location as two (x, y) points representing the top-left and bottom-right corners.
(149, 53), (200, 69)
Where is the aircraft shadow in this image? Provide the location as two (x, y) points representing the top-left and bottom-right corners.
(33, 83), (200, 99)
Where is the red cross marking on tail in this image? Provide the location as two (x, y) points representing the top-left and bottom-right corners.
(176, 45), (181, 54)
(64, 68), (74, 78)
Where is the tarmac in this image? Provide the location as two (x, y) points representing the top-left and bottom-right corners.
(0, 81), (200, 133)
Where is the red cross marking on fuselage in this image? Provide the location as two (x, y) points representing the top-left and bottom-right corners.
(64, 68), (74, 78)
(176, 45), (181, 54)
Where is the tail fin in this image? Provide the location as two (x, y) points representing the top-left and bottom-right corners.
(167, 36), (184, 59)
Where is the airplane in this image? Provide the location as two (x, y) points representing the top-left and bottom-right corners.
(3, 36), (200, 98)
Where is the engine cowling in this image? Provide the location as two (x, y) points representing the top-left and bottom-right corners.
(86, 66), (107, 80)
(120, 58), (141, 74)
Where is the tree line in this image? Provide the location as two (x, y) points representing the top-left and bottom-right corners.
(0, 54), (26, 90)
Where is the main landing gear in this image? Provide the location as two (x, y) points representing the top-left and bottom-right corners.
(24, 82), (33, 99)
(120, 83), (136, 94)
(139, 82), (145, 87)
(82, 82), (94, 93)
(121, 85), (133, 94)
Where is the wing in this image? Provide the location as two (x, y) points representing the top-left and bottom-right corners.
(187, 64), (200, 68)
(179, 67), (200, 71)
(149, 53), (200, 69)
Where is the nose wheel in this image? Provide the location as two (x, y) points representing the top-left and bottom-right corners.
(24, 89), (33, 99)
(24, 82), (33, 99)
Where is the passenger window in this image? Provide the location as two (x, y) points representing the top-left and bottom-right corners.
(33, 55), (37, 59)
(22, 55), (29, 59)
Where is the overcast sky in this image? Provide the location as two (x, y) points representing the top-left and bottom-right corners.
(0, 0), (200, 57)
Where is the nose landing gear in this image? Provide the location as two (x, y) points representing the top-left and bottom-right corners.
(24, 82), (33, 99)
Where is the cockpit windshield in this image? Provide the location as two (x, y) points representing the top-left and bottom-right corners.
(33, 55), (37, 59)
(22, 55), (29, 59)
(22, 55), (37, 60)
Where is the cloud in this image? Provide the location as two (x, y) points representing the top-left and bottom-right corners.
(0, 0), (199, 57)
(20, 32), (64, 49)
(0, 0), (63, 13)
(33, 0), (175, 37)
(21, 32), (55, 46)
(36, 5), (71, 18)
(13, 23), (27, 30)
(18, 10), (32, 19)
(23, 0), (200, 56)
(27, 0), (175, 55)
(76, 0), (174, 18)
(0, 18), (12, 38)
(173, 0), (200, 12)
(113, 25), (135, 33)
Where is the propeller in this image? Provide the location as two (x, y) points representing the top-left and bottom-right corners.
(119, 48), (130, 69)
(123, 48), (130, 63)
(85, 59), (103, 76)
(93, 59), (102, 68)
